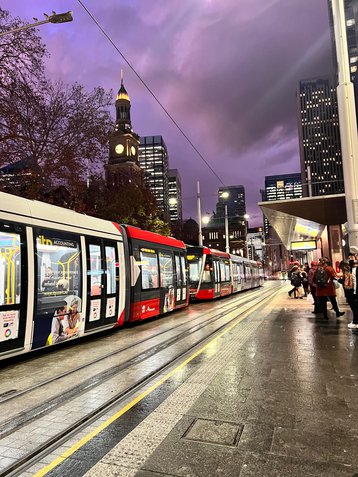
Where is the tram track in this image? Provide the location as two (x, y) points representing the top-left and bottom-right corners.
(0, 289), (264, 439)
(0, 288), (261, 406)
(0, 286), (278, 477)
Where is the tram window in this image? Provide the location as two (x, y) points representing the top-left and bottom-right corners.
(159, 252), (174, 287)
(187, 253), (202, 285)
(202, 256), (213, 283)
(220, 261), (226, 282)
(35, 229), (81, 317)
(89, 244), (103, 296)
(140, 249), (159, 289)
(105, 246), (117, 294)
(213, 260), (218, 283)
(180, 255), (187, 285)
(224, 260), (230, 281)
(175, 254), (182, 286)
(0, 231), (21, 306)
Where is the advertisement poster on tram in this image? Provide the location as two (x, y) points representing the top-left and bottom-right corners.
(0, 310), (19, 342)
(89, 299), (101, 322)
(32, 229), (83, 349)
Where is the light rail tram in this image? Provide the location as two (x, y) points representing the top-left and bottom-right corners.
(0, 192), (262, 361)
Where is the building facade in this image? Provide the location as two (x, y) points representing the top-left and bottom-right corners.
(297, 77), (344, 196)
(247, 227), (265, 261)
(263, 173), (302, 238)
(328, 0), (358, 84)
(263, 174), (303, 273)
(168, 169), (182, 223)
(216, 185), (246, 218)
(202, 185), (247, 255)
(138, 136), (169, 215)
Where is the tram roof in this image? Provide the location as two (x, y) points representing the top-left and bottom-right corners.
(258, 194), (346, 249)
(0, 191), (122, 236)
(124, 224), (186, 249)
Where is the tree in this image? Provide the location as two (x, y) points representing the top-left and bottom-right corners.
(0, 8), (112, 199)
(0, 8), (46, 91)
(0, 78), (113, 197)
(83, 174), (171, 236)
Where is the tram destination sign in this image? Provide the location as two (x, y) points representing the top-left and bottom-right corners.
(290, 240), (317, 251)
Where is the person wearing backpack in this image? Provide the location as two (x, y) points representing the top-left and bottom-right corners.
(314, 258), (345, 320)
(288, 263), (303, 298)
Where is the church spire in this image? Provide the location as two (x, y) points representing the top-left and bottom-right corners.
(115, 69), (131, 131)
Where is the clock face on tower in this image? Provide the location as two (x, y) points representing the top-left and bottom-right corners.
(115, 144), (124, 155)
(130, 145), (136, 156)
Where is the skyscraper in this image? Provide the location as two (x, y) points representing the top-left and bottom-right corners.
(328, 0), (358, 83)
(138, 136), (169, 215)
(216, 185), (246, 218)
(297, 77), (344, 196)
(168, 169), (182, 223)
(263, 173), (302, 238)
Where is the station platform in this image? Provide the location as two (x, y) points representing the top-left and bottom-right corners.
(15, 283), (358, 476)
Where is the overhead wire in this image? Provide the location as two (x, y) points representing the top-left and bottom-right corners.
(77, 0), (225, 186)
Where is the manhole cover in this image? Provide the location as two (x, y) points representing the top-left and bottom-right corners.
(183, 418), (243, 447)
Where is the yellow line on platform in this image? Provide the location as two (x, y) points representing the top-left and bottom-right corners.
(33, 289), (277, 477)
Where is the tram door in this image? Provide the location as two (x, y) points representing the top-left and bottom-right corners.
(213, 258), (221, 298)
(85, 238), (119, 330)
(174, 252), (187, 306)
(0, 222), (27, 354)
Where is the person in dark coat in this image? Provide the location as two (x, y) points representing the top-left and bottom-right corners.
(308, 261), (320, 313)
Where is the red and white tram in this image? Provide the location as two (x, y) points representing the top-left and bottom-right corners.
(0, 192), (189, 360)
(187, 246), (263, 300)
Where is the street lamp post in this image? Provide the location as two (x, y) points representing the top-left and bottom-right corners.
(0, 11), (73, 38)
(331, 0), (358, 253)
(197, 181), (203, 246)
(224, 204), (229, 253)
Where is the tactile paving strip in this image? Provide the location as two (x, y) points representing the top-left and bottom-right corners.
(82, 292), (277, 477)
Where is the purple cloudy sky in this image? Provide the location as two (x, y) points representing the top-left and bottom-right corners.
(2, 0), (333, 226)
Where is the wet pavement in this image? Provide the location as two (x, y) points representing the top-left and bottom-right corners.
(22, 283), (358, 476)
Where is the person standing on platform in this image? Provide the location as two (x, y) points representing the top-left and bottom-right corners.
(308, 261), (320, 313)
(288, 262), (303, 299)
(315, 258), (345, 320)
(301, 265), (309, 297)
(342, 260), (358, 329)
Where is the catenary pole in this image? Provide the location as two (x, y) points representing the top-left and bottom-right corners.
(331, 0), (358, 252)
(197, 181), (203, 246)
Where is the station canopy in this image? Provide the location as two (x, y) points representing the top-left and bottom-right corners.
(258, 194), (346, 250)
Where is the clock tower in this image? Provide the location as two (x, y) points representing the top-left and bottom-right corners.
(107, 72), (141, 186)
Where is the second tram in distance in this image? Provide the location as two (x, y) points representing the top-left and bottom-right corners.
(187, 246), (264, 300)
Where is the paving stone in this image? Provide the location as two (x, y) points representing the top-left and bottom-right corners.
(238, 452), (355, 477)
(271, 426), (358, 465)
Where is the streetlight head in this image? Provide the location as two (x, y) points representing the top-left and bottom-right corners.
(221, 191), (229, 199)
(49, 11), (73, 23)
(202, 215), (210, 225)
(244, 214), (250, 220)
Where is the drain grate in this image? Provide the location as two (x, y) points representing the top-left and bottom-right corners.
(183, 418), (243, 447)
